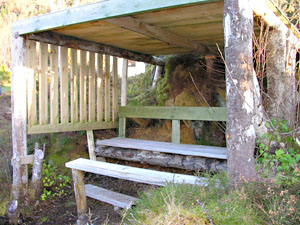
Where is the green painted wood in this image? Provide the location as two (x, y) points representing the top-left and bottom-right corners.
(118, 118), (126, 137)
(27, 121), (118, 134)
(119, 106), (226, 121)
(12, 0), (220, 35)
(172, 120), (180, 144)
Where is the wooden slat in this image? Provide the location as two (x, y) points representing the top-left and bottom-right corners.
(119, 59), (128, 137)
(39, 42), (48, 125)
(80, 50), (87, 122)
(50, 45), (59, 124)
(97, 137), (227, 159)
(172, 120), (180, 144)
(86, 130), (96, 160)
(96, 54), (104, 121)
(120, 106), (227, 121)
(85, 184), (137, 209)
(66, 158), (207, 186)
(20, 155), (34, 165)
(60, 47), (69, 124)
(112, 57), (118, 121)
(88, 53), (96, 122)
(70, 49), (78, 123)
(26, 40), (37, 126)
(104, 55), (111, 122)
(27, 121), (118, 134)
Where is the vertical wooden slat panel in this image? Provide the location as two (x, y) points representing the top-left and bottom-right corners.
(26, 40), (37, 126)
(112, 57), (118, 122)
(39, 43), (48, 125)
(88, 53), (96, 122)
(60, 47), (69, 124)
(172, 120), (180, 144)
(97, 54), (104, 121)
(104, 55), (111, 122)
(80, 51), (87, 122)
(71, 49), (78, 123)
(50, 45), (59, 124)
(119, 59), (128, 137)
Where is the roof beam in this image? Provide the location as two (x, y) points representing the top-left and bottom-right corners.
(25, 31), (165, 65)
(106, 16), (215, 54)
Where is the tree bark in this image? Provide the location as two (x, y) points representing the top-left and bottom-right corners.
(266, 29), (297, 127)
(224, 0), (256, 182)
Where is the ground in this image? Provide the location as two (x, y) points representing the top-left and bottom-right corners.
(0, 94), (153, 225)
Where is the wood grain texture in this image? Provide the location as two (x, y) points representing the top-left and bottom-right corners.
(60, 47), (69, 124)
(39, 42), (48, 125)
(66, 158), (207, 186)
(172, 120), (180, 144)
(70, 49), (78, 123)
(104, 55), (111, 122)
(80, 50), (87, 122)
(112, 56), (118, 121)
(26, 40), (37, 126)
(119, 106), (227, 121)
(96, 137), (227, 159)
(88, 52), (96, 122)
(85, 184), (137, 209)
(96, 54), (104, 121)
(50, 45), (59, 124)
(86, 130), (96, 160)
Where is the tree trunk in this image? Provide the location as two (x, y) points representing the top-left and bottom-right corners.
(266, 29), (297, 127)
(224, 0), (256, 182)
(152, 66), (163, 88)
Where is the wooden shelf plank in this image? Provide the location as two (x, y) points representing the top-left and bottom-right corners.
(66, 158), (207, 186)
(85, 184), (137, 209)
(96, 137), (227, 159)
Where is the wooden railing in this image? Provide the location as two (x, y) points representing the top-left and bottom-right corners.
(118, 106), (226, 144)
(26, 40), (119, 134)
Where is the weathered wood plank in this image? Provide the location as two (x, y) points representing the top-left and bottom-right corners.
(96, 54), (104, 121)
(112, 57), (118, 122)
(80, 50), (87, 122)
(95, 146), (227, 172)
(20, 155), (34, 165)
(172, 120), (180, 144)
(119, 59), (128, 137)
(39, 42), (48, 125)
(119, 106), (227, 121)
(30, 143), (44, 200)
(66, 158), (207, 186)
(26, 40), (37, 126)
(96, 137), (227, 159)
(60, 47), (69, 124)
(26, 32), (165, 66)
(72, 169), (88, 225)
(70, 49), (78, 123)
(86, 130), (96, 160)
(27, 121), (118, 134)
(50, 45), (59, 124)
(14, 0), (216, 35)
(88, 53), (96, 122)
(104, 55), (111, 122)
(106, 16), (214, 54)
(85, 184), (137, 209)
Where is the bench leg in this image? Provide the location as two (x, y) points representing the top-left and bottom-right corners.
(72, 169), (88, 225)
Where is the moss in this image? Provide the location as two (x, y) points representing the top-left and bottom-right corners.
(0, 200), (6, 216)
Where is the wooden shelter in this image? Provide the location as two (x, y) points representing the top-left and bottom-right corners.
(10, 0), (300, 223)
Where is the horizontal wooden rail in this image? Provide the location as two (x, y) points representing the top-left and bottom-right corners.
(28, 121), (118, 134)
(119, 106), (226, 121)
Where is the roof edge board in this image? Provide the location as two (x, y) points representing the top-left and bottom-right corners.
(12, 0), (221, 35)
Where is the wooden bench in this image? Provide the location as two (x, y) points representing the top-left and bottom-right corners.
(66, 158), (207, 224)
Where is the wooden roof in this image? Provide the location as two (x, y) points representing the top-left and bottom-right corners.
(12, 0), (300, 57)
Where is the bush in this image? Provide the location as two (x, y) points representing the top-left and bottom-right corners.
(0, 64), (10, 85)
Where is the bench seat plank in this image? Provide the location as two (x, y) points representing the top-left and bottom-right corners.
(85, 184), (137, 209)
(96, 137), (227, 159)
(66, 158), (207, 186)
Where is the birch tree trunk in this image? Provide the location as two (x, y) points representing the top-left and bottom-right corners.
(224, 0), (256, 182)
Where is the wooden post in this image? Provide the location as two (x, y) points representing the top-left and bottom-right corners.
(97, 54), (104, 121)
(30, 143), (45, 200)
(172, 120), (180, 144)
(86, 130), (96, 160)
(119, 59), (128, 137)
(72, 169), (88, 225)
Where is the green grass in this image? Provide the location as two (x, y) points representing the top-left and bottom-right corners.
(125, 172), (299, 225)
